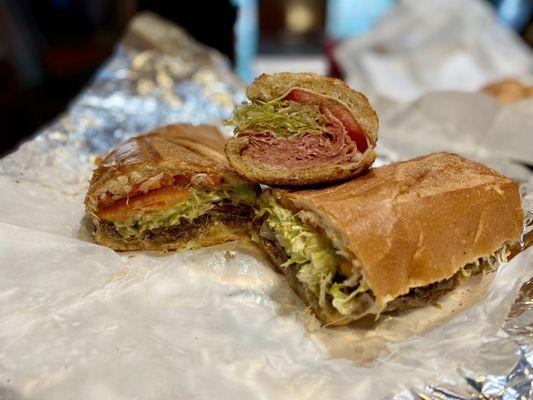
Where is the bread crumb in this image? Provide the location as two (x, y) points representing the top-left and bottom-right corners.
(224, 250), (236, 261)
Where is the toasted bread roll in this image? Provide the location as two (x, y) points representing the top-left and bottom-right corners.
(481, 79), (533, 103)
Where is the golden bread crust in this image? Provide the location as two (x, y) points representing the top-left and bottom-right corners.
(89, 124), (227, 193)
(273, 153), (523, 306)
(85, 124), (244, 212)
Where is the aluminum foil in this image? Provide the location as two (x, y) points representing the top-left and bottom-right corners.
(0, 12), (532, 400)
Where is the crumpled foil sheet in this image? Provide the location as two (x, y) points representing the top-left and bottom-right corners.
(0, 12), (244, 186)
(0, 12), (532, 400)
(426, 215), (532, 400)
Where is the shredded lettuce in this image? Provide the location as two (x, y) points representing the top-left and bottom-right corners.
(460, 245), (509, 278)
(225, 100), (329, 140)
(329, 281), (370, 315)
(114, 184), (257, 239)
(259, 196), (369, 313)
(231, 183), (258, 205)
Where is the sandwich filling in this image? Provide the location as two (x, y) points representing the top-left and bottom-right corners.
(226, 89), (369, 170)
(92, 180), (257, 240)
(258, 196), (510, 320)
(258, 196), (374, 317)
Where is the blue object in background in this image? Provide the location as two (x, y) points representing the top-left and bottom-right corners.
(326, 0), (395, 40)
(492, 0), (533, 31)
(232, 0), (258, 84)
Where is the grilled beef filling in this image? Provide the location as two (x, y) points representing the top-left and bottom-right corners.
(99, 204), (254, 248)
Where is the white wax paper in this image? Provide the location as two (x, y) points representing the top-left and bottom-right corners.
(379, 92), (533, 167)
(1, 11), (532, 400)
(335, 0), (533, 105)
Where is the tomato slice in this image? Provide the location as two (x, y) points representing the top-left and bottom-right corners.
(98, 186), (191, 222)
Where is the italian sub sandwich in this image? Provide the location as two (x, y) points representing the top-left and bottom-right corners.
(85, 124), (258, 251)
(253, 153), (523, 325)
(225, 72), (378, 186)
(481, 79), (533, 103)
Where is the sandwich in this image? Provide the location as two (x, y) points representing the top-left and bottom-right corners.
(85, 124), (259, 251)
(481, 79), (533, 103)
(253, 153), (523, 325)
(225, 72), (378, 186)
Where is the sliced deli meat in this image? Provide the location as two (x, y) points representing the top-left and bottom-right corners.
(240, 107), (359, 170)
(225, 72), (378, 186)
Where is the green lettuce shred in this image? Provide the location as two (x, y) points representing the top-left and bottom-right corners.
(114, 184), (257, 239)
(225, 100), (329, 140)
(329, 281), (370, 316)
(459, 245), (508, 278)
(259, 196), (369, 314)
(459, 262), (481, 278)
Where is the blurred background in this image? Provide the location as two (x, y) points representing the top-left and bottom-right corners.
(0, 0), (532, 156)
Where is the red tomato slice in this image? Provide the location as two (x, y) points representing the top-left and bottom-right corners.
(98, 186), (191, 222)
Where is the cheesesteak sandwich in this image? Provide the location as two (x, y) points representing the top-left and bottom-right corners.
(253, 153), (523, 325)
(225, 72), (378, 186)
(481, 79), (533, 103)
(85, 124), (259, 251)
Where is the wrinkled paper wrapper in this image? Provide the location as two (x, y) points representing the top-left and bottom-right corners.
(335, 0), (533, 108)
(0, 12), (532, 400)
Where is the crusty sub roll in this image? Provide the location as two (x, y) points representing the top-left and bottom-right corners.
(253, 153), (523, 325)
(85, 124), (259, 251)
(481, 79), (533, 103)
(225, 72), (378, 186)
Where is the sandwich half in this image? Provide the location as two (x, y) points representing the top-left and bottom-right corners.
(85, 124), (259, 251)
(225, 72), (378, 186)
(253, 153), (523, 325)
(481, 79), (533, 103)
